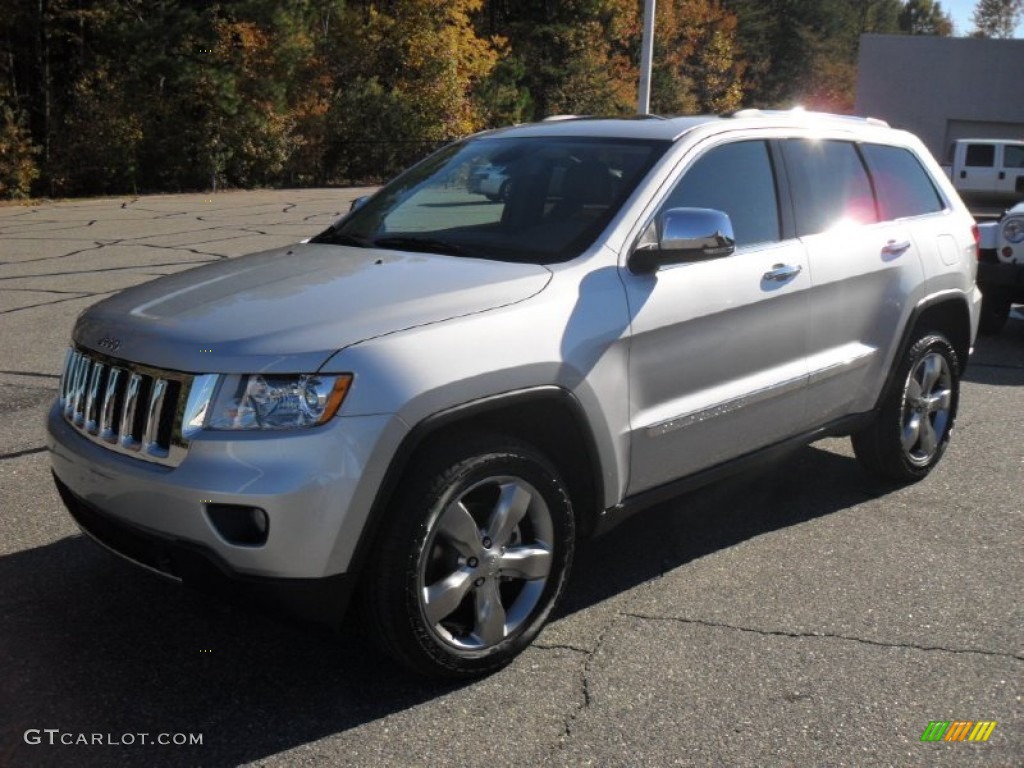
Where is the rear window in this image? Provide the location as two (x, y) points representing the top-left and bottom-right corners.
(860, 144), (945, 220)
(781, 140), (877, 237)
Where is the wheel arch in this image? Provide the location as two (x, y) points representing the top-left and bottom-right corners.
(347, 386), (605, 579)
(876, 292), (972, 411)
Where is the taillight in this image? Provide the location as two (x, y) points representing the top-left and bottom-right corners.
(972, 223), (981, 260)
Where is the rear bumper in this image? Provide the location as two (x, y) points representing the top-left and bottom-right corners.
(54, 472), (355, 626)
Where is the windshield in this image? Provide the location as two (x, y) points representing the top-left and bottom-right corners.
(313, 135), (669, 263)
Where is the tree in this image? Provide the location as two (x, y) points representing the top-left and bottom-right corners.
(475, 1), (638, 120)
(320, 0), (500, 181)
(647, 0), (744, 114)
(899, 0), (954, 35)
(0, 98), (38, 198)
(721, 0), (902, 111)
(972, 0), (1024, 37)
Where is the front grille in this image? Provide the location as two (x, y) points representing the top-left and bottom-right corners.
(59, 348), (190, 466)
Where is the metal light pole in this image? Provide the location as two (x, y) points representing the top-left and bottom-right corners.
(638, 0), (656, 114)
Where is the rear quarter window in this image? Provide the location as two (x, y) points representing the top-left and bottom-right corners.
(860, 144), (946, 221)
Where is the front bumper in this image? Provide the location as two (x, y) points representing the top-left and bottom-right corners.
(53, 473), (356, 625)
(47, 401), (406, 583)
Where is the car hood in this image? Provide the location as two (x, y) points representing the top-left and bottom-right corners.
(73, 243), (551, 374)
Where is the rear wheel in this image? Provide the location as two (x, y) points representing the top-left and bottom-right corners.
(362, 436), (574, 678)
(852, 333), (960, 482)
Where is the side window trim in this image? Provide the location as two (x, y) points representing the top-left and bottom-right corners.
(767, 139), (797, 242)
(853, 142), (884, 224)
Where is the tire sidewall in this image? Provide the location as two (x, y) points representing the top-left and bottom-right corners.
(372, 439), (575, 678)
(889, 334), (960, 479)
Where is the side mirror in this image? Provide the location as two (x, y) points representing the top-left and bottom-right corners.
(350, 195), (369, 212)
(629, 207), (736, 274)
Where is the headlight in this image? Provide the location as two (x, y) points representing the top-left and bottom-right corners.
(186, 373), (352, 432)
(1003, 218), (1024, 244)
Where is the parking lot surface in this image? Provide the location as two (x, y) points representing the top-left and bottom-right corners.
(0, 191), (1021, 767)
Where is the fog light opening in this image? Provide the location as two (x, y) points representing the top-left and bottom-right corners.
(206, 503), (270, 547)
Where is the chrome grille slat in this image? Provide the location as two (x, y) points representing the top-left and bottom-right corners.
(84, 362), (105, 433)
(58, 348), (190, 467)
(99, 367), (123, 443)
(59, 349), (74, 403)
(71, 354), (90, 424)
(61, 351), (78, 415)
(143, 379), (168, 456)
(120, 373), (143, 451)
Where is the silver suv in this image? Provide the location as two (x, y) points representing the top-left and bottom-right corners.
(48, 111), (981, 678)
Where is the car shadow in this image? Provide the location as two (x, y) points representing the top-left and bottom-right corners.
(558, 441), (891, 618)
(0, 534), (469, 767)
(0, 442), (892, 767)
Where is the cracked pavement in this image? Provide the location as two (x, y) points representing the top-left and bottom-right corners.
(1, 191), (1021, 767)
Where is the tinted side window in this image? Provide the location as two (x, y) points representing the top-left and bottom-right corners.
(1004, 145), (1024, 168)
(964, 144), (995, 167)
(661, 141), (780, 247)
(860, 144), (945, 220)
(781, 140), (877, 236)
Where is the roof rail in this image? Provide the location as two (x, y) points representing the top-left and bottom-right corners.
(541, 113), (670, 122)
(727, 107), (889, 128)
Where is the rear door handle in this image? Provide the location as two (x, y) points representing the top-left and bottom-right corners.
(762, 263), (803, 282)
(881, 239), (912, 257)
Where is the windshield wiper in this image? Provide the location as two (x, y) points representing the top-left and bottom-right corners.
(310, 229), (372, 248)
(372, 236), (470, 257)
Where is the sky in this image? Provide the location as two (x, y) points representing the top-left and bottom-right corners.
(943, 0), (1024, 37)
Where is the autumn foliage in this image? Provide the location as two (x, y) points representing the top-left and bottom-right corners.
(0, 0), (955, 198)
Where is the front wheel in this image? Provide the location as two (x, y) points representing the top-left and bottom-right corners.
(852, 333), (960, 482)
(362, 436), (574, 678)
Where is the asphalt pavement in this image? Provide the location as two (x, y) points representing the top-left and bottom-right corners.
(0, 191), (1021, 767)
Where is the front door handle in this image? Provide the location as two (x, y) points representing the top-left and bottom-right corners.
(762, 263), (803, 282)
(881, 239), (912, 257)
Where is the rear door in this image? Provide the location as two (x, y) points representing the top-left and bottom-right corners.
(781, 139), (932, 424)
(623, 138), (811, 493)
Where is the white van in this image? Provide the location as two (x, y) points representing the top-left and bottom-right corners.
(944, 139), (1024, 206)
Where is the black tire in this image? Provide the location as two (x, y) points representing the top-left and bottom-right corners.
(852, 333), (960, 483)
(978, 293), (1011, 336)
(498, 178), (513, 202)
(361, 435), (574, 679)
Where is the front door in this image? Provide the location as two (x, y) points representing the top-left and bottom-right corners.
(623, 139), (811, 494)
